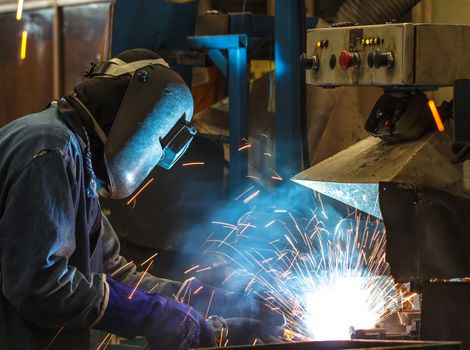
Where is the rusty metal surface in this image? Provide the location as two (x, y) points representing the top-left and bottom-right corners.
(0, 8), (54, 125)
(200, 339), (461, 350)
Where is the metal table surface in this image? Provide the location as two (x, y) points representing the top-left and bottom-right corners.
(199, 339), (461, 350)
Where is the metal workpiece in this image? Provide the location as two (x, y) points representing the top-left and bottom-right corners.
(292, 130), (467, 218)
(199, 339), (461, 350)
(305, 23), (470, 87)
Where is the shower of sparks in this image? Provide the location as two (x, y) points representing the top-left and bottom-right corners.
(128, 260), (154, 300)
(16, 0), (24, 20)
(126, 177), (154, 205)
(198, 198), (413, 341)
(43, 326), (64, 350)
(182, 162), (206, 167)
(20, 30), (28, 60)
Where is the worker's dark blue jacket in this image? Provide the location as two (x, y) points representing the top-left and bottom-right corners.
(0, 104), (181, 350)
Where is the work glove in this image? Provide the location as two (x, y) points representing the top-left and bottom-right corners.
(177, 278), (285, 327)
(95, 277), (216, 350)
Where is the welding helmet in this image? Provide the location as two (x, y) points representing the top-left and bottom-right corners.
(77, 51), (195, 199)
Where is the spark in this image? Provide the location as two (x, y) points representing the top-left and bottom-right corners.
(238, 144), (252, 151)
(271, 176), (283, 181)
(264, 152), (272, 157)
(16, 0), (24, 20)
(235, 186), (254, 201)
(243, 190), (260, 204)
(184, 265), (200, 274)
(148, 282), (160, 293)
(246, 175), (261, 181)
(140, 252), (159, 266)
(258, 134), (269, 139)
(196, 266), (212, 273)
(265, 220), (275, 228)
(20, 30), (27, 60)
(43, 326), (64, 350)
(205, 289), (216, 319)
(182, 162), (206, 166)
(219, 328), (224, 347)
(128, 260), (154, 300)
(271, 169), (282, 178)
(428, 99), (445, 132)
(96, 333), (113, 350)
(110, 260), (134, 277)
(194, 286), (204, 294)
(126, 177), (154, 205)
(253, 338), (258, 346)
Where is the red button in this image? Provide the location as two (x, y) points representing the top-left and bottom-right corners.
(339, 50), (355, 70)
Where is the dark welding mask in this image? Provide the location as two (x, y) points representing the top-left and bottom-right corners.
(80, 56), (195, 199)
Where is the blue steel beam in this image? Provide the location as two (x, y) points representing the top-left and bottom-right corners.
(187, 34), (249, 192)
(275, 0), (303, 178)
(187, 35), (248, 50)
(207, 49), (228, 78)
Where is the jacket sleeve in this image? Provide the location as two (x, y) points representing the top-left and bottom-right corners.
(0, 149), (107, 329)
(100, 214), (182, 298)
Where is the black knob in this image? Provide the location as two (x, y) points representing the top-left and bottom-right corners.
(367, 50), (394, 68)
(136, 69), (149, 82)
(302, 53), (320, 71)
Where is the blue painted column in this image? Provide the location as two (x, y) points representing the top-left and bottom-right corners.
(228, 46), (249, 191)
(275, 0), (303, 178)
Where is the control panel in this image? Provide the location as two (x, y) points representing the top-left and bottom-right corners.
(306, 23), (470, 87)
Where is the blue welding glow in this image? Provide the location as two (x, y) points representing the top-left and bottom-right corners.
(185, 182), (409, 340)
(274, 42), (287, 77)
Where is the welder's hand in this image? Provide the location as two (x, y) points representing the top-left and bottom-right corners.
(224, 318), (286, 345)
(177, 278), (285, 327)
(95, 277), (216, 350)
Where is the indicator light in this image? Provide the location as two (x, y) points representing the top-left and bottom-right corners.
(373, 37), (378, 45)
(316, 41), (321, 48)
(365, 38), (370, 45)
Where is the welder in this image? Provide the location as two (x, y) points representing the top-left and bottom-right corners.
(0, 48), (282, 350)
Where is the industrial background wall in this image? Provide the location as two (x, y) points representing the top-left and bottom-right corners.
(0, 0), (112, 125)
